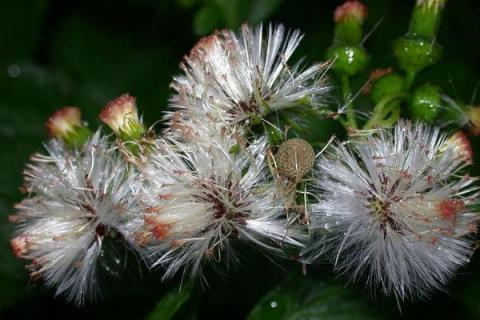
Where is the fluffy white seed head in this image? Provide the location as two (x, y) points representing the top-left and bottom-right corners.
(11, 131), (143, 305)
(166, 24), (330, 136)
(135, 131), (304, 280)
(304, 121), (479, 302)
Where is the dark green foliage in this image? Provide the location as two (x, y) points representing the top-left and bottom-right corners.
(146, 282), (193, 320)
(247, 272), (382, 320)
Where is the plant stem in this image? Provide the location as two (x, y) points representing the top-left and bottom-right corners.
(363, 92), (407, 129)
(405, 69), (416, 90)
(341, 75), (358, 129)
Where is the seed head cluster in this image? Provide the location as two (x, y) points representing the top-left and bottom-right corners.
(8, 22), (479, 308)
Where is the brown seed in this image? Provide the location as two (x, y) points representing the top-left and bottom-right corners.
(275, 138), (315, 179)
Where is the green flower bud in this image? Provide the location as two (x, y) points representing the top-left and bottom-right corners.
(393, 37), (442, 74)
(409, 0), (448, 39)
(326, 46), (368, 76)
(333, 1), (368, 46)
(45, 107), (91, 148)
(371, 73), (406, 105)
(99, 94), (146, 142)
(408, 84), (441, 122)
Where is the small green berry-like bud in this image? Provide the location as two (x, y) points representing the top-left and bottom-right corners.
(99, 94), (145, 142)
(370, 73), (406, 105)
(393, 37), (441, 74)
(408, 84), (441, 122)
(326, 46), (368, 76)
(275, 138), (315, 179)
(409, 0), (448, 38)
(45, 107), (91, 147)
(333, 1), (368, 46)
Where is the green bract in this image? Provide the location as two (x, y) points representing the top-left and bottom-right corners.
(408, 84), (441, 122)
(371, 73), (406, 105)
(393, 37), (442, 74)
(409, 0), (447, 38)
(63, 126), (92, 148)
(334, 19), (363, 46)
(326, 46), (368, 76)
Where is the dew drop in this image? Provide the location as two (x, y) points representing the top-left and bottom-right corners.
(7, 64), (21, 78)
(270, 301), (278, 308)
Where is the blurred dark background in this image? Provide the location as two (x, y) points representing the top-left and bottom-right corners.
(1, 0), (480, 319)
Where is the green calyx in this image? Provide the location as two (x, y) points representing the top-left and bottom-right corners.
(371, 73), (407, 105)
(326, 46), (368, 76)
(333, 1), (367, 46)
(409, 0), (448, 38)
(366, 74), (407, 129)
(117, 119), (146, 142)
(334, 19), (363, 46)
(408, 84), (441, 122)
(63, 126), (92, 148)
(117, 119), (147, 155)
(393, 37), (442, 74)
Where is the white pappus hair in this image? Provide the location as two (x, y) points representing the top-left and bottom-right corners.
(135, 131), (304, 280)
(304, 121), (479, 302)
(167, 23), (330, 131)
(10, 131), (144, 305)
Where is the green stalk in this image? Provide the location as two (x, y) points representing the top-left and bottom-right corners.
(364, 92), (407, 129)
(405, 69), (416, 90)
(342, 75), (357, 129)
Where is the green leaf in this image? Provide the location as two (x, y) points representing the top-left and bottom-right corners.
(247, 272), (383, 320)
(146, 282), (194, 320)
